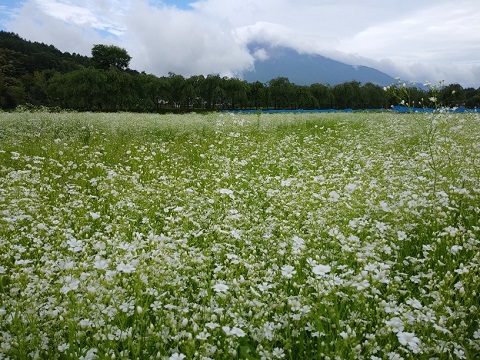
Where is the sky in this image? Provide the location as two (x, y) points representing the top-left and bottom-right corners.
(1, 0), (479, 87)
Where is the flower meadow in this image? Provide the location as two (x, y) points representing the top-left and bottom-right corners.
(0, 110), (479, 360)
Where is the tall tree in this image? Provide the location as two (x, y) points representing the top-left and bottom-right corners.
(332, 81), (361, 109)
(247, 81), (266, 109)
(438, 83), (466, 107)
(167, 72), (187, 109)
(91, 44), (131, 70)
(48, 68), (106, 110)
(268, 77), (293, 109)
(361, 82), (386, 109)
(224, 77), (248, 110)
(186, 75), (205, 108)
(202, 74), (224, 109)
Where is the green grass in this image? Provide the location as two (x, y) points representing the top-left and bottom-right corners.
(0, 111), (479, 359)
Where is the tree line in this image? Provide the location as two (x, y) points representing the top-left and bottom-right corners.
(1, 31), (480, 112)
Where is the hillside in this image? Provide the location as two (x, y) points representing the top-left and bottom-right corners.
(0, 31), (90, 78)
(242, 43), (396, 86)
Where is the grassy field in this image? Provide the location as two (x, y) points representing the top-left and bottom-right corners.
(0, 111), (479, 359)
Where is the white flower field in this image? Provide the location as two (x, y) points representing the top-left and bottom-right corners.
(0, 110), (479, 359)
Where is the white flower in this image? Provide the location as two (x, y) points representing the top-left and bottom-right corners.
(212, 283), (229, 293)
(329, 190), (340, 202)
(80, 347), (98, 360)
(292, 236), (305, 254)
(385, 317), (404, 333)
(89, 211), (101, 220)
(60, 276), (80, 294)
(93, 257), (109, 270)
(429, 96), (437, 103)
(67, 238), (83, 253)
(450, 245), (462, 254)
(281, 178), (293, 187)
(116, 262), (136, 273)
(406, 298), (422, 309)
(379, 201), (391, 212)
(387, 352), (404, 360)
(196, 331), (210, 340)
(281, 265), (296, 279)
(230, 229), (242, 239)
(36, 222), (47, 230)
(79, 318), (93, 328)
(312, 264), (331, 277)
(397, 331), (421, 353)
(397, 231), (407, 241)
(345, 183), (356, 192)
(169, 353), (186, 360)
(205, 322), (220, 329)
(453, 348), (465, 359)
(272, 347), (285, 359)
(222, 325), (246, 337)
(219, 188), (235, 199)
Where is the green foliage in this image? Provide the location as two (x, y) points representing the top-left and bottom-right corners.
(91, 44), (131, 70)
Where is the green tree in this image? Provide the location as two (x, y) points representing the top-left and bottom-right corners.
(247, 81), (267, 109)
(332, 81), (361, 109)
(268, 77), (293, 109)
(361, 82), (386, 109)
(167, 73), (187, 109)
(309, 83), (333, 109)
(292, 84), (315, 109)
(201, 74), (224, 109)
(465, 87), (480, 108)
(438, 83), (466, 107)
(48, 68), (106, 110)
(186, 75), (205, 109)
(0, 71), (7, 108)
(224, 77), (248, 110)
(134, 73), (158, 111)
(21, 71), (50, 106)
(102, 68), (134, 111)
(91, 44), (131, 70)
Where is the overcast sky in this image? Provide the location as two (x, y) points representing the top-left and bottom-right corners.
(1, 0), (479, 87)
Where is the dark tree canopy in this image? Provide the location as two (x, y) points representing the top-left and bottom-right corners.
(91, 44), (131, 70)
(2, 31), (480, 111)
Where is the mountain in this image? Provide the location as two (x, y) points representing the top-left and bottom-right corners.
(241, 43), (396, 87)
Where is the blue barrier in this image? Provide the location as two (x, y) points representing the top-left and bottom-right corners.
(379, 106), (477, 113)
(222, 107), (479, 114)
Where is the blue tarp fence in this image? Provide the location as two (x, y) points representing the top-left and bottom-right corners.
(222, 107), (479, 114)
(390, 106), (478, 113)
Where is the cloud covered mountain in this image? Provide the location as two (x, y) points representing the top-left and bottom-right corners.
(241, 43), (397, 87)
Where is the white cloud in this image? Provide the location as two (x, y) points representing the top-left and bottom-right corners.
(234, 22), (338, 54)
(335, 0), (480, 85)
(7, 3), (100, 55)
(2, 0), (479, 86)
(33, 0), (127, 36)
(124, 3), (253, 76)
(122, 1), (253, 77)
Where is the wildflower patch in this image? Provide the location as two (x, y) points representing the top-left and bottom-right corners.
(0, 111), (479, 359)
